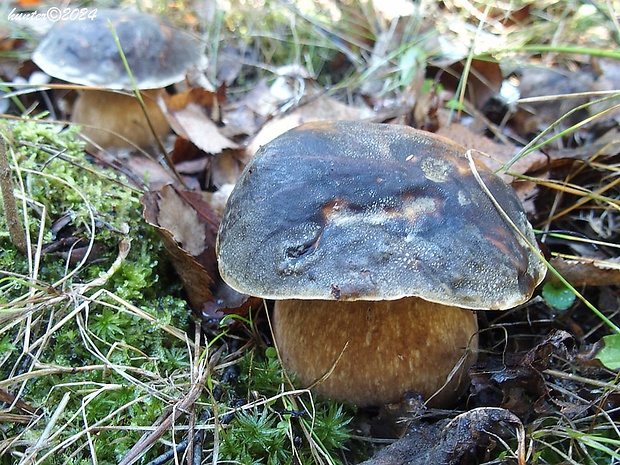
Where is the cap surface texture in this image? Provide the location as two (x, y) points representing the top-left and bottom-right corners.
(217, 121), (546, 309)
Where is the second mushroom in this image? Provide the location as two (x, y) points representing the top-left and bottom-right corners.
(217, 121), (546, 407)
(32, 9), (207, 150)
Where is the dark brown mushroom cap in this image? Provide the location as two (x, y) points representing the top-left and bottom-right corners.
(32, 9), (207, 90)
(217, 121), (546, 310)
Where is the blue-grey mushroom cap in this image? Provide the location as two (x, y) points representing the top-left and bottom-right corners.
(32, 9), (207, 90)
(216, 121), (546, 310)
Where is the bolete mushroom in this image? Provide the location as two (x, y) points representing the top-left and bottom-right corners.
(32, 9), (207, 149)
(216, 121), (546, 407)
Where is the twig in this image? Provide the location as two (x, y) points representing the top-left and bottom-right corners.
(0, 137), (27, 254)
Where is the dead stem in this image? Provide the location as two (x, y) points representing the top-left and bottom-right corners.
(0, 137), (27, 254)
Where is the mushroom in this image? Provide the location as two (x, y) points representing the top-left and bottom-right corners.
(216, 121), (546, 407)
(32, 9), (207, 150)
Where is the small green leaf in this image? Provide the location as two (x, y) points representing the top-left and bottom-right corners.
(596, 334), (620, 370)
(265, 346), (278, 360)
(445, 98), (465, 111)
(542, 281), (576, 311)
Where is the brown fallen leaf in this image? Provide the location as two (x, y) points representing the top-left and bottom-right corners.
(141, 185), (217, 310)
(221, 79), (286, 140)
(549, 255), (620, 287)
(359, 407), (525, 465)
(125, 155), (200, 191)
(141, 184), (255, 316)
(172, 145), (244, 189)
(437, 123), (548, 181)
(161, 87), (239, 154)
(246, 90), (375, 158)
(436, 123), (548, 213)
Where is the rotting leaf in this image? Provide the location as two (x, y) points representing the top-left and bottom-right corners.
(470, 330), (575, 417)
(359, 407), (525, 465)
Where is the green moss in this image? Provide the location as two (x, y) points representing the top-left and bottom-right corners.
(218, 348), (356, 465)
(0, 120), (191, 463)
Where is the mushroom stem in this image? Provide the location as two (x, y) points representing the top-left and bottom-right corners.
(273, 297), (479, 407)
(72, 90), (170, 150)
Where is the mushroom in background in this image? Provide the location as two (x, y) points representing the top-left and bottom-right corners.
(216, 121), (547, 407)
(32, 9), (208, 150)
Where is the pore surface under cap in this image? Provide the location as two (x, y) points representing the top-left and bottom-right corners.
(217, 121), (546, 309)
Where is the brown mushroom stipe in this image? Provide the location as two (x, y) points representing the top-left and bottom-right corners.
(72, 90), (170, 150)
(32, 9), (208, 150)
(274, 299), (478, 407)
(216, 121), (547, 407)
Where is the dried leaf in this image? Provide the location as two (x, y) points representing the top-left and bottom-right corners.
(514, 67), (594, 134)
(436, 123), (548, 212)
(164, 87), (221, 112)
(588, 58), (620, 120)
(437, 123), (548, 180)
(222, 79), (284, 139)
(125, 155), (200, 191)
(141, 185), (254, 315)
(141, 185), (217, 310)
(549, 256), (620, 287)
(247, 91), (375, 157)
(433, 59), (504, 110)
(161, 88), (238, 154)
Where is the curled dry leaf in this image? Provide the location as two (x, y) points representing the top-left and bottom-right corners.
(141, 185), (216, 310)
(141, 184), (253, 315)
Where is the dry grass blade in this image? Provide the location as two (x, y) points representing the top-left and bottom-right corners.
(119, 331), (207, 465)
